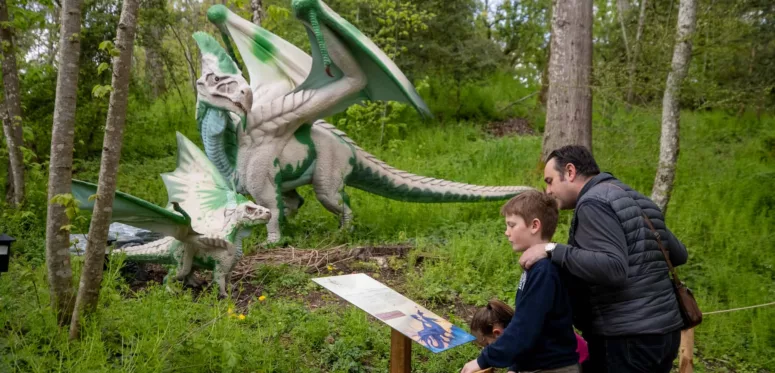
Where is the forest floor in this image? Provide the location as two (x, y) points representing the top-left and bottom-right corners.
(2, 109), (774, 372)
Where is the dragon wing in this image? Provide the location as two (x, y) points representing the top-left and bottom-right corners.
(161, 132), (251, 236)
(291, 0), (431, 119)
(206, 4), (312, 106)
(73, 132), (250, 239)
(71, 179), (189, 238)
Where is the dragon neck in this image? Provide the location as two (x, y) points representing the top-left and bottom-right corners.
(198, 103), (237, 183)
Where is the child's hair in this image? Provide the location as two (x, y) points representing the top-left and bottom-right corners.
(500, 190), (559, 240)
(470, 299), (514, 336)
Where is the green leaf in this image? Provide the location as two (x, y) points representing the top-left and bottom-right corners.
(22, 125), (34, 142)
(92, 85), (113, 98)
(99, 40), (114, 51)
(50, 193), (75, 206)
(97, 62), (110, 75)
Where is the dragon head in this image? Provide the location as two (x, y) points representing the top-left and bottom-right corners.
(234, 201), (271, 227)
(192, 32), (252, 117)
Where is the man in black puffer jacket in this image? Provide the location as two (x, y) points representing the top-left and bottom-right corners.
(519, 145), (688, 373)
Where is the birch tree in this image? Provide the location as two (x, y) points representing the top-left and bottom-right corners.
(652, 0), (697, 213)
(617, 0), (631, 63)
(654, 0), (698, 362)
(542, 0), (593, 160)
(0, 0), (25, 208)
(626, 0), (648, 103)
(69, 0), (140, 339)
(140, 0), (167, 99)
(45, 0), (84, 326)
(250, 0), (263, 25)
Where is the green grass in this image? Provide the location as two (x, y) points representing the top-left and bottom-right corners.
(1, 106), (774, 372)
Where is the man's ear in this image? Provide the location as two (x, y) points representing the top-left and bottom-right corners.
(531, 218), (542, 235)
(566, 162), (577, 182)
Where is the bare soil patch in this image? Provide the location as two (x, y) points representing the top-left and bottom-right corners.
(118, 244), (412, 309)
(485, 117), (535, 137)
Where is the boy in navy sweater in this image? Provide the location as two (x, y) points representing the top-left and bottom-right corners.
(460, 191), (579, 373)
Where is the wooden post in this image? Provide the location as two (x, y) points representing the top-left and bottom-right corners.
(390, 329), (411, 373)
(679, 328), (695, 373)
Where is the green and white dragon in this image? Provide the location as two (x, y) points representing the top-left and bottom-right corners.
(193, 0), (533, 244)
(72, 133), (271, 298)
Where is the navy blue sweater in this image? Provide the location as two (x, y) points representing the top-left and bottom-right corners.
(477, 258), (578, 371)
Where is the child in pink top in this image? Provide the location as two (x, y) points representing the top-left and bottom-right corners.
(470, 299), (588, 369)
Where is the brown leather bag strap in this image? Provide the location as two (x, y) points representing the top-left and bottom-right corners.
(641, 212), (682, 286)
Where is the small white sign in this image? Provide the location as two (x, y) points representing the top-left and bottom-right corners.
(313, 273), (475, 353)
(0, 245), (7, 255)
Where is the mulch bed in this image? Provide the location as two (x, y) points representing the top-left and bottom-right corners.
(485, 117), (535, 137)
(117, 244), (413, 309)
(116, 244), (484, 328)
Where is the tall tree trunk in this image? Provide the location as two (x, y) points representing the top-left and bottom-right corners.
(158, 49), (189, 115)
(659, 0), (698, 356)
(483, 0), (491, 40)
(4, 160), (11, 204)
(47, 3), (60, 66)
(250, 0), (263, 26)
(168, 24), (197, 96)
(542, 0), (593, 161)
(538, 38), (551, 108)
(69, 0), (140, 340)
(0, 0), (25, 208)
(651, 0), (696, 213)
(145, 36), (166, 98)
(45, 0), (83, 326)
(617, 0), (631, 62)
(142, 0), (166, 99)
(626, 0), (648, 103)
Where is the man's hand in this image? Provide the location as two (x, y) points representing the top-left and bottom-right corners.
(519, 243), (548, 270)
(460, 359), (482, 373)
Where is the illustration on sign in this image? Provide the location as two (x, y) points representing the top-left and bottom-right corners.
(312, 273), (476, 353)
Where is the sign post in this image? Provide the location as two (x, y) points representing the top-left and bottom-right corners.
(390, 329), (412, 373)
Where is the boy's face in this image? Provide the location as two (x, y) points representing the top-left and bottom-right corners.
(504, 214), (540, 252)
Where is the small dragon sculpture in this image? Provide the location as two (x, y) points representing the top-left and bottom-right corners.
(72, 133), (271, 298)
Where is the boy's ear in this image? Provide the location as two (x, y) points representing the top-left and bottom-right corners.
(531, 218), (542, 235)
(493, 327), (503, 338)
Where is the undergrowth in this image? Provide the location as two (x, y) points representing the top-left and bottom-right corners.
(1, 99), (774, 371)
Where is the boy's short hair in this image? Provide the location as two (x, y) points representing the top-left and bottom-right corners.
(500, 190), (559, 240)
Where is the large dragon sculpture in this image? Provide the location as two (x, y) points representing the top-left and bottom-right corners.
(193, 0), (533, 243)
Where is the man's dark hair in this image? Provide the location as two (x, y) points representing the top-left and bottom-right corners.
(546, 145), (600, 180)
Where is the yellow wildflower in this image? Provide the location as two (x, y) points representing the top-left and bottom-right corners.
(238, 314), (246, 320)
(327, 265), (333, 271)
(227, 307), (234, 315)
(259, 295), (267, 302)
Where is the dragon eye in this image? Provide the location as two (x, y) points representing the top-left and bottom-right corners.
(214, 76), (220, 82)
(245, 205), (256, 214)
